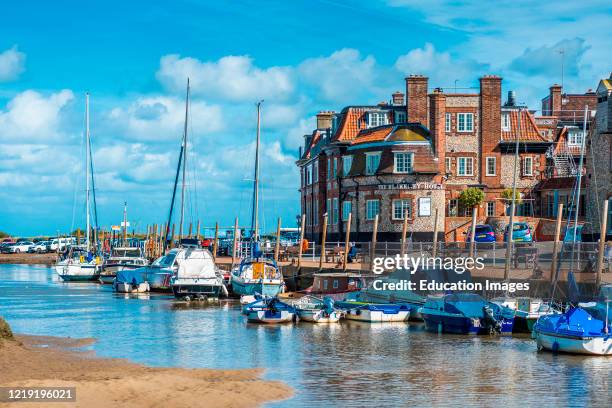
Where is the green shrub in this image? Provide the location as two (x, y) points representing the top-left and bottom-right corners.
(458, 187), (485, 209)
(501, 188), (522, 204)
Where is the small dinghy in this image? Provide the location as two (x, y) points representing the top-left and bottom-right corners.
(244, 297), (296, 324)
(293, 296), (343, 323)
(419, 294), (515, 334)
(492, 297), (561, 333)
(113, 269), (150, 293)
(534, 307), (611, 355)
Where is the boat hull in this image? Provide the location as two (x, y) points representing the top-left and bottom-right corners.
(535, 331), (612, 355)
(172, 284), (224, 299)
(114, 281), (150, 293)
(246, 309), (295, 324)
(231, 278), (283, 297)
(55, 263), (99, 282)
(422, 313), (514, 335)
(344, 308), (410, 322)
(296, 309), (342, 323)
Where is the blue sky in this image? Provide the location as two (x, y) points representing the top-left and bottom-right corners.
(0, 0), (610, 236)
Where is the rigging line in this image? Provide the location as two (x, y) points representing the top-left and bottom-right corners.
(88, 126), (99, 232)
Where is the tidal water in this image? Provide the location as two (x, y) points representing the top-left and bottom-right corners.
(0, 264), (610, 407)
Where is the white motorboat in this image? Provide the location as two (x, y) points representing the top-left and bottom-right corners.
(292, 296), (343, 323)
(171, 247), (228, 301)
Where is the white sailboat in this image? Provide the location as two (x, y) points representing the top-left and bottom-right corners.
(56, 93), (100, 282)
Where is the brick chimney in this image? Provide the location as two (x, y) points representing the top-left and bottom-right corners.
(429, 89), (446, 174)
(549, 84), (562, 117)
(391, 91), (405, 106)
(316, 111), (334, 130)
(406, 75), (428, 125)
(479, 75), (502, 187)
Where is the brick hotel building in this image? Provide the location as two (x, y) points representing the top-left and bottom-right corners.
(296, 74), (595, 242)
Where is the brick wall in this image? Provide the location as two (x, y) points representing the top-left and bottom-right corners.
(406, 75), (428, 125)
(479, 76), (502, 188)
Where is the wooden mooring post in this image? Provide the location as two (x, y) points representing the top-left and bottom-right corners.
(369, 214), (379, 271)
(550, 203), (564, 284)
(342, 213), (352, 271)
(596, 200), (609, 288)
(319, 214), (328, 270)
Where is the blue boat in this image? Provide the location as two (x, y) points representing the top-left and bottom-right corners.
(419, 293), (515, 334)
(244, 296), (296, 324)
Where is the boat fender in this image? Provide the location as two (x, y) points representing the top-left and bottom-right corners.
(79, 255), (85, 263)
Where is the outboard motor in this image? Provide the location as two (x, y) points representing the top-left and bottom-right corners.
(323, 297), (335, 317)
(483, 306), (502, 334)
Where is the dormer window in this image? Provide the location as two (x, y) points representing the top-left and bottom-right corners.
(368, 111), (388, 128)
(502, 113), (510, 131)
(394, 152), (413, 174)
(365, 152), (381, 175)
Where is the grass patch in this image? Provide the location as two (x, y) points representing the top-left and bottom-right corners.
(0, 317), (14, 344)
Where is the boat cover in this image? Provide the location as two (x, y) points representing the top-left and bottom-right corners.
(175, 248), (217, 279)
(115, 269), (146, 284)
(536, 307), (606, 337)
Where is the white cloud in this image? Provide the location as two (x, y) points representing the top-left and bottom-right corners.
(395, 43), (488, 87)
(0, 46), (26, 82)
(0, 89), (74, 143)
(156, 54), (294, 102)
(298, 49), (382, 103)
(509, 38), (589, 77)
(108, 95), (223, 142)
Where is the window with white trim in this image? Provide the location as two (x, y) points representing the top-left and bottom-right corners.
(342, 200), (352, 221)
(567, 128), (584, 146)
(486, 202), (495, 217)
(486, 157), (496, 176)
(394, 152), (413, 173)
(342, 155), (353, 176)
(418, 197), (431, 217)
(395, 111), (406, 123)
(392, 199), (411, 220)
(448, 199), (458, 216)
(445, 157), (452, 173)
(306, 164), (312, 185)
(445, 113), (451, 132)
(523, 156), (533, 176)
(366, 200), (380, 220)
(313, 161), (318, 183)
(457, 157), (473, 176)
(365, 152), (381, 175)
(368, 112), (388, 128)
(457, 113), (474, 132)
(502, 113), (510, 131)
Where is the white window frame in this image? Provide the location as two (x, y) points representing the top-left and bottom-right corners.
(342, 155), (353, 176)
(448, 199), (458, 216)
(457, 113), (474, 132)
(502, 113), (510, 131)
(523, 156), (533, 176)
(366, 200), (380, 220)
(486, 202), (495, 217)
(333, 279), (339, 289)
(392, 199), (411, 220)
(395, 111), (406, 124)
(393, 152), (413, 174)
(418, 197), (431, 217)
(486, 157), (496, 176)
(342, 200), (352, 221)
(368, 111), (388, 128)
(457, 157), (474, 176)
(445, 157), (452, 173)
(445, 113), (451, 132)
(567, 129), (584, 146)
(365, 152), (381, 175)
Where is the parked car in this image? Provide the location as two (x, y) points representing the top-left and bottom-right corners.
(466, 224), (496, 243)
(29, 241), (50, 253)
(49, 237), (76, 251)
(9, 241), (35, 253)
(0, 243), (16, 253)
(504, 222), (533, 242)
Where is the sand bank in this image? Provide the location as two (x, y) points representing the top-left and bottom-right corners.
(0, 330), (292, 407)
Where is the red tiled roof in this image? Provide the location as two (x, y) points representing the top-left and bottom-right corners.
(501, 109), (548, 142)
(302, 129), (322, 160)
(554, 127), (582, 155)
(350, 126), (393, 144)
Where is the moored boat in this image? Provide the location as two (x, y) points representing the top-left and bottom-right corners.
(244, 297), (296, 324)
(56, 247), (100, 282)
(534, 307), (611, 355)
(492, 297), (560, 333)
(230, 257), (284, 297)
(99, 247), (148, 284)
(338, 301), (412, 323)
(292, 296), (343, 323)
(171, 247), (228, 301)
(113, 250), (180, 293)
(419, 293), (515, 334)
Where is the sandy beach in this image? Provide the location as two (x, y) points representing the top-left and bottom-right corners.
(0, 319), (292, 408)
(0, 253), (56, 266)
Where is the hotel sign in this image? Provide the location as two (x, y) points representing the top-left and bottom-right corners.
(376, 182), (443, 191)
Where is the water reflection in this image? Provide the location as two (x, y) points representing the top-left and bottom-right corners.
(0, 265), (609, 407)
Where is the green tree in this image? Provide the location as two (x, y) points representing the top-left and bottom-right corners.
(501, 188), (522, 204)
(0, 231), (9, 239)
(458, 187), (485, 209)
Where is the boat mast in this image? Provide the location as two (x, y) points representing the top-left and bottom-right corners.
(504, 105), (522, 282)
(85, 93), (91, 251)
(251, 101), (263, 241)
(123, 201), (128, 246)
(569, 105), (588, 272)
(178, 78), (190, 241)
